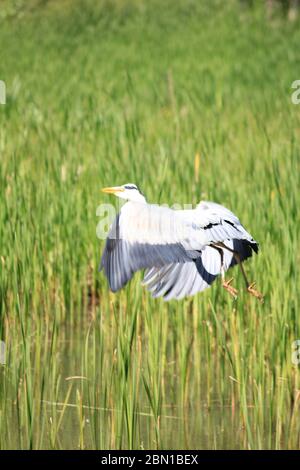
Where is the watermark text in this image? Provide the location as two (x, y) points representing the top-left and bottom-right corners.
(291, 80), (300, 104)
(0, 80), (6, 105)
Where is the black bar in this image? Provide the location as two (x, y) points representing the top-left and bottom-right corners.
(0, 450), (299, 465)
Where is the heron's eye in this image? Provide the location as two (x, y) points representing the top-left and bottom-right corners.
(124, 185), (137, 190)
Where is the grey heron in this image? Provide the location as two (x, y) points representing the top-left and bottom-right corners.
(100, 183), (263, 302)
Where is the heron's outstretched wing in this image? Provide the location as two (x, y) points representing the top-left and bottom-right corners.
(143, 239), (257, 301)
(100, 202), (202, 292)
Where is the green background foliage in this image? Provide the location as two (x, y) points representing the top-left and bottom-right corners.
(0, 0), (299, 449)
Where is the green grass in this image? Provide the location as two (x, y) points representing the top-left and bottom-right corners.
(0, 0), (300, 449)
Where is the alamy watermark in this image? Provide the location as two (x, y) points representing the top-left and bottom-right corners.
(291, 340), (300, 365)
(291, 80), (300, 104)
(0, 80), (6, 105)
(96, 201), (195, 241)
(0, 340), (5, 365)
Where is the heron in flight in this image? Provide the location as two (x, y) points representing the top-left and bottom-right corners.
(100, 183), (263, 302)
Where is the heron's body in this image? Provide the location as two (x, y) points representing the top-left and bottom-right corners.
(100, 184), (263, 301)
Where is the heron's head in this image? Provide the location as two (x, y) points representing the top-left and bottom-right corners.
(101, 183), (146, 203)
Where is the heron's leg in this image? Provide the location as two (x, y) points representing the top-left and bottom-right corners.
(215, 242), (264, 302)
(210, 245), (238, 299)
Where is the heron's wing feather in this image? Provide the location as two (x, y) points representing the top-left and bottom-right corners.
(143, 239), (256, 301)
(100, 203), (201, 292)
(143, 246), (222, 300)
(193, 201), (259, 249)
(119, 200), (258, 250)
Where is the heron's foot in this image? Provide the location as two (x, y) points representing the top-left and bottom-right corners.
(247, 282), (264, 303)
(222, 278), (238, 299)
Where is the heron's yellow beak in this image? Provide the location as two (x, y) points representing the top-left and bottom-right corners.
(101, 186), (124, 194)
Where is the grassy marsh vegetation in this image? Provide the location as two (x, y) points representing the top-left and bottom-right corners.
(0, 0), (300, 449)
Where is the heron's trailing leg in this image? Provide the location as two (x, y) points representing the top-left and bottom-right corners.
(211, 245), (238, 299)
(215, 242), (264, 302)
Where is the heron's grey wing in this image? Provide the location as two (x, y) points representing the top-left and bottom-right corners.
(143, 239), (256, 301)
(100, 203), (201, 292)
(143, 262), (211, 300)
